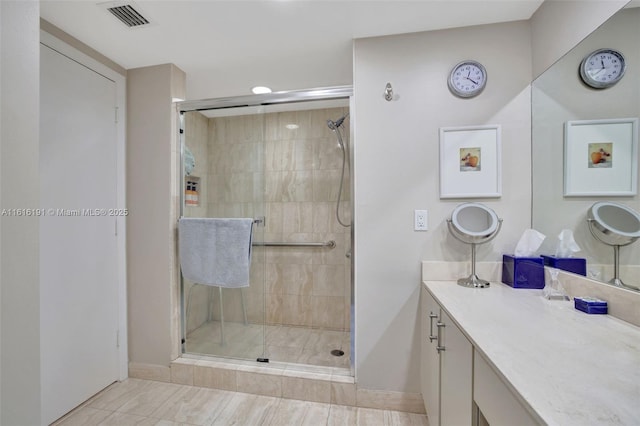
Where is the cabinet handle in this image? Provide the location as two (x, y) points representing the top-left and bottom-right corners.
(436, 321), (446, 353)
(428, 312), (438, 342)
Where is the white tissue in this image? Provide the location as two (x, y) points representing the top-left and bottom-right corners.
(554, 229), (581, 258)
(514, 229), (546, 257)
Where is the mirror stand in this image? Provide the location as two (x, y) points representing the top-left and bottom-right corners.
(458, 242), (490, 288)
(610, 245), (623, 288)
(609, 245), (639, 291)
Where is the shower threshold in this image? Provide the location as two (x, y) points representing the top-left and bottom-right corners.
(170, 353), (354, 406)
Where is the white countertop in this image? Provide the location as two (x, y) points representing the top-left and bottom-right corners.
(423, 280), (640, 426)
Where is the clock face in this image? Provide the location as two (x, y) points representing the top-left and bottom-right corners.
(580, 49), (626, 89)
(448, 61), (487, 98)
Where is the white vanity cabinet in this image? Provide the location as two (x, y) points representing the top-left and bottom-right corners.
(420, 286), (473, 426)
(422, 280), (640, 424)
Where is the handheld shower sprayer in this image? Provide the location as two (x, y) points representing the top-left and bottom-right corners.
(326, 112), (351, 228)
(327, 113), (349, 131)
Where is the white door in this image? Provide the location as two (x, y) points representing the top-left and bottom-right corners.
(40, 43), (119, 424)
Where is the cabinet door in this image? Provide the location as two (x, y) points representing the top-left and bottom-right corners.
(421, 287), (441, 425)
(440, 309), (473, 426)
(474, 350), (539, 426)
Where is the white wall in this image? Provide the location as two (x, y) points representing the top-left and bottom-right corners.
(353, 21), (532, 392)
(127, 64), (185, 370)
(0, 1), (41, 424)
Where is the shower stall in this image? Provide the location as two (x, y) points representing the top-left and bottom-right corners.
(178, 87), (353, 373)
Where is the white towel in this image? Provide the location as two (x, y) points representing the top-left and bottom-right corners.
(178, 217), (253, 288)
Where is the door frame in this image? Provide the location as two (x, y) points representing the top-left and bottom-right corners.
(40, 30), (128, 380)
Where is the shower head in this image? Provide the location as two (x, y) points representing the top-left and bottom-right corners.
(327, 113), (349, 131)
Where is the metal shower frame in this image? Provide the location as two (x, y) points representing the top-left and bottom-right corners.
(176, 85), (355, 374)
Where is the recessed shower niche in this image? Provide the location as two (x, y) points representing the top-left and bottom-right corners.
(184, 176), (200, 207)
(178, 87), (354, 372)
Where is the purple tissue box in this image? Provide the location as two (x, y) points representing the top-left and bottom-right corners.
(541, 255), (586, 276)
(574, 297), (608, 315)
(502, 255), (545, 289)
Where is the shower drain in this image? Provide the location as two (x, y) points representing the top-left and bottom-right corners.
(331, 349), (345, 357)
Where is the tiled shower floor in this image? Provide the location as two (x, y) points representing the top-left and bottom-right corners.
(185, 322), (351, 369)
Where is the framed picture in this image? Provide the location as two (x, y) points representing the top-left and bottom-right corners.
(439, 125), (501, 198)
(564, 118), (638, 196)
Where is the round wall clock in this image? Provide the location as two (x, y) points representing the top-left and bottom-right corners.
(448, 60), (487, 98)
(579, 48), (626, 89)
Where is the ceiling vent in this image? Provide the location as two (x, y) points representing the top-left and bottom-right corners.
(102, 2), (150, 28)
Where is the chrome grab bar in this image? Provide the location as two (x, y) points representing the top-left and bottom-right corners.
(252, 240), (336, 249)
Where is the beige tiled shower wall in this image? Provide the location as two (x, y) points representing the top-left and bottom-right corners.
(184, 107), (351, 333)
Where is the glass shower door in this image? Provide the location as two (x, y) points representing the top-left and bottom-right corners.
(179, 89), (353, 371)
(181, 110), (267, 361)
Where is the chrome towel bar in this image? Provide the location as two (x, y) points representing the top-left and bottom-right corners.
(252, 240), (335, 249)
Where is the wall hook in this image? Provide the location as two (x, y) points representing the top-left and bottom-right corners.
(384, 82), (393, 101)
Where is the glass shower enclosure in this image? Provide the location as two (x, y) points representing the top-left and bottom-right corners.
(178, 87), (353, 372)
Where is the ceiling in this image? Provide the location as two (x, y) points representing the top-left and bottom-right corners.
(40, 1), (546, 100)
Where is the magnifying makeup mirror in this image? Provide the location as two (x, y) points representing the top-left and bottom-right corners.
(447, 203), (503, 288)
(587, 201), (640, 290)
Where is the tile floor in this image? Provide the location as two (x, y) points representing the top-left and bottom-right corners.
(185, 322), (351, 369)
(53, 378), (430, 426)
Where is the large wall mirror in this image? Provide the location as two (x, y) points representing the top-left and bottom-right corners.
(532, 4), (640, 289)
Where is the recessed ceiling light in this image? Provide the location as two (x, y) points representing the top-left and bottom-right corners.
(252, 86), (272, 94)
(285, 124), (299, 130)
